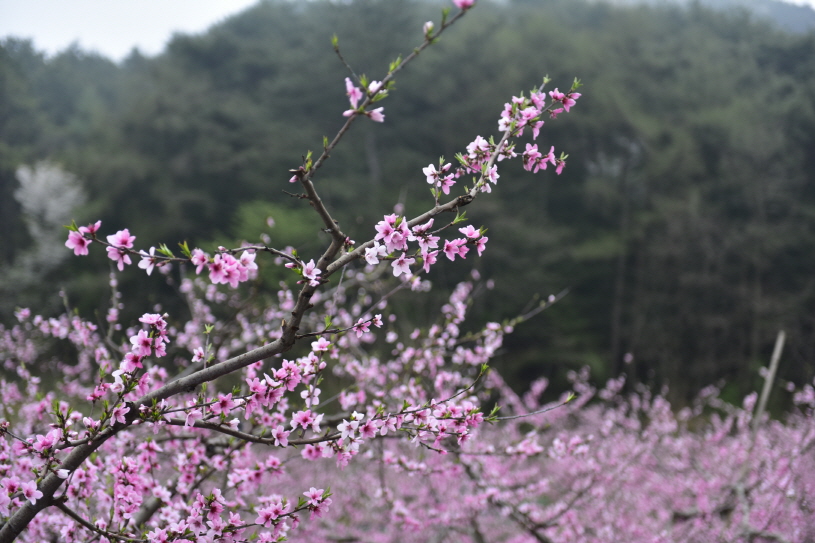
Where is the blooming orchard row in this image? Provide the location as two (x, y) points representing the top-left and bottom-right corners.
(4, 278), (814, 542)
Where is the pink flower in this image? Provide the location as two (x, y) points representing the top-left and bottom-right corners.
(112, 404), (129, 424)
(65, 230), (90, 256)
(421, 250), (438, 273)
(139, 313), (166, 328)
(458, 225), (481, 240)
(272, 425), (290, 447)
(392, 252), (415, 277)
(337, 418), (359, 440)
(246, 377), (266, 395)
(255, 505), (280, 528)
(359, 420), (377, 439)
(107, 229), (135, 248)
(486, 165), (499, 184)
(190, 249), (208, 274)
(130, 330), (153, 357)
(192, 347), (205, 363)
(353, 318), (371, 337)
(239, 250), (257, 276)
(367, 107), (385, 122)
(106, 229), (136, 271)
(378, 416), (399, 436)
(549, 89), (565, 102)
(310, 497), (332, 519)
(66, 220), (102, 255)
(453, 0), (475, 9)
(475, 236), (488, 256)
(364, 242), (388, 265)
(543, 145), (556, 167)
(422, 164), (440, 184)
(291, 410), (321, 432)
(368, 80), (384, 95)
(466, 135), (490, 161)
(374, 215), (411, 253)
(345, 77), (363, 109)
(532, 120), (545, 140)
(32, 429), (60, 453)
(184, 408), (203, 427)
(302, 444), (324, 460)
(423, 163), (455, 194)
(311, 337), (331, 352)
(304, 487), (324, 507)
(21, 480), (43, 505)
(443, 239), (469, 261)
(82, 220), (101, 235)
(374, 219), (395, 244)
(120, 352), (143, 372)
(208, 254), (227, 284)
(210, 393), (236, 416)
(302, 259), (321, 287)
(439, 176), (456, 194)
(138, 246), (158, 275)
(523, 143), (542, 172)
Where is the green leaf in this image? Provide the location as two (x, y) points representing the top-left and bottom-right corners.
(178, 241), (192, 259)
(389, 55), (402, 73)
(157, 243), (174, 258)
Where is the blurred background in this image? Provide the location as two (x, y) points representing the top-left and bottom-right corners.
(2, 0), (815, 407)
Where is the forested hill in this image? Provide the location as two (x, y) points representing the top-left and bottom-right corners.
(596, 0), (815, 33)
(2, 0), (815, 404)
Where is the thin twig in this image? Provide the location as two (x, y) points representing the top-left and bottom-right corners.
(752, 330), (785, 433)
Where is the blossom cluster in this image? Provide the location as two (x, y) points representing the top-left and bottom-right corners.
(342, 77), (385, 122)
(0, 271), (506, 541)
(366, 214), (488, 278)
(3, 2), (599, 541)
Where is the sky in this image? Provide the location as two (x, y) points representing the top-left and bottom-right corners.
(1, 0), (815, 63)
(0, 0), (259, 62)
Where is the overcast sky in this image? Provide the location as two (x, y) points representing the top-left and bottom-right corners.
(1, 0), (815, 63)
(0, 0), (259, 62)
